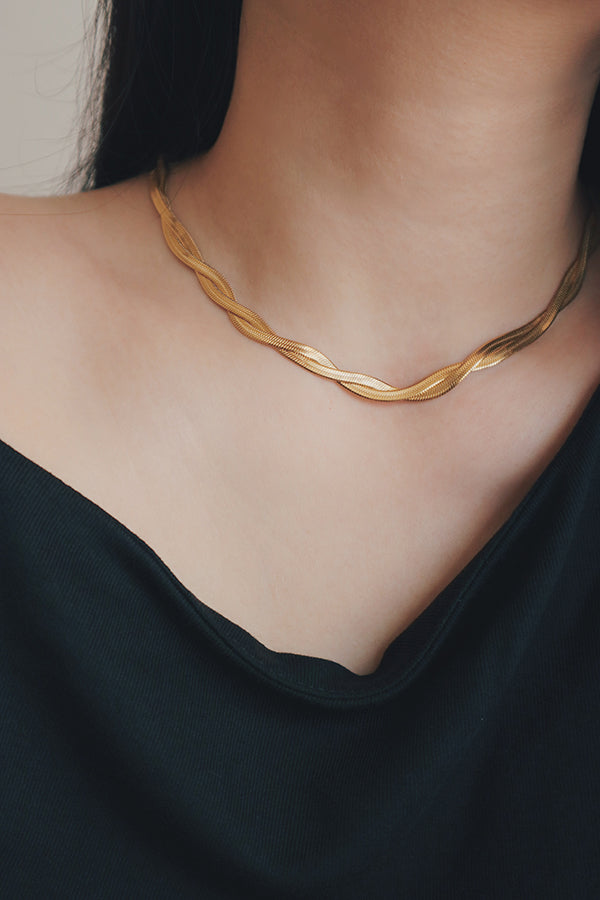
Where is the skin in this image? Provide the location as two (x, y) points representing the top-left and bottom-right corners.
(169, 0), (600, 384)
(2, 2), (600, 674)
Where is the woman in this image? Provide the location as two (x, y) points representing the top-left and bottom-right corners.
(1, 1), (599, 895)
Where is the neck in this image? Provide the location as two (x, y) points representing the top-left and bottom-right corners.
(169, 0), (600, 385)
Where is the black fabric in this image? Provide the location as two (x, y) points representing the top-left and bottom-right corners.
(1, 382), (600, 899)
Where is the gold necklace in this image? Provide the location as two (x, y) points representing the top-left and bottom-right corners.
(149, 157), (600, 402)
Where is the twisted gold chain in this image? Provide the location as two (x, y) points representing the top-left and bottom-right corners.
(150, 157), (600, 402)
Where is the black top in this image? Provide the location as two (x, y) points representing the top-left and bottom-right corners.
(1, 381), (600, 899)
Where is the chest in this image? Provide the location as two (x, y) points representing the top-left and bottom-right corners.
(48, 359), (593, 676)
(3, 287), (599, 676)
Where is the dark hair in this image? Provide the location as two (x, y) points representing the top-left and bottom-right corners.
(71, 1), (600, 195)
(70, 1), (243, 190)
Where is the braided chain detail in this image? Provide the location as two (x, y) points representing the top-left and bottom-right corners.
(150, 157), (600, 402)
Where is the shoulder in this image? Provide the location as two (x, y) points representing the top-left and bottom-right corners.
(0, 176), (137, 360)
(0, 165), (234, 469)
(0, 175), (156, 308)
(0, 172), (176, 449)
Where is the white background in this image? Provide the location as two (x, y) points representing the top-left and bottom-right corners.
(0, 0), (92, 195)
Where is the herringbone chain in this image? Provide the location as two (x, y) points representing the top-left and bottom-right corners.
(150, 157), (600, 401)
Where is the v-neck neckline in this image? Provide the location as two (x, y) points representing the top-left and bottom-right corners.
(1, 376), (600, 703)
